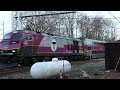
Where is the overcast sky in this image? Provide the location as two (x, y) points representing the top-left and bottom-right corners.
(0, 11), (11, 40)
(82, 11), (120, 27)
(0, 11), (120, 40)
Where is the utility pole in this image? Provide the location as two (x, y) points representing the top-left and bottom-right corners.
(76, 28), (77, 38)
(0, 21), (4, 39)
(2, 21), (4, 38)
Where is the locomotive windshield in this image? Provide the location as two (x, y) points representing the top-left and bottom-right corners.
(11, 33), (23, 40)
(3, 33), (12, 39)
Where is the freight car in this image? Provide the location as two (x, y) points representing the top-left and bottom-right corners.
(0, 30), (105, 65)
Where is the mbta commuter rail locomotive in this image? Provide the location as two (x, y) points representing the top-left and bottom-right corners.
(0, 30), (105, 64)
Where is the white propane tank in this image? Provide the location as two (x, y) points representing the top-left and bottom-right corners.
(30, 58), (71, 79)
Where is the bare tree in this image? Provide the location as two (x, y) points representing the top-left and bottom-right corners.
(24, 11), (118, 42)
(24, 11), (71, 36)
(62, 13), (76, 37)
(77, 14), (92, 38)
(90, 16), (104, 40)
(76, 14), (118, 42)
(103, 19), (118, 42)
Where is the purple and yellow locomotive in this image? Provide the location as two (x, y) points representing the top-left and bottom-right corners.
(0, 30), (84, 64)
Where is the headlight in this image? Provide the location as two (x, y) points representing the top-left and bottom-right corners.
(12, 50), (15, 53)
(0, 50), (3, 52)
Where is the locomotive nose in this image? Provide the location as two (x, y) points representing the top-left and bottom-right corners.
(3, 45), (9, 49)
(0, 40), (8, 45)
(0, 40), (9, 49)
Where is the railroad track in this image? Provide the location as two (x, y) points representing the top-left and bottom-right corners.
(70, 58), (104, 66)
(0, 58), (104, 76)
(0, 66), (30, 76)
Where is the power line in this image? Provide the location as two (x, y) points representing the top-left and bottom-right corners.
(14, 12), (120, 20)
(19, 16), (120, 20)
(15, 11), (76, 18)
(23, 17), (120, 29)
(107, 11), (120, 29)
(102, 20), (120, 29)
(14, 12), (120, 30)
(108, 11), (120, 24)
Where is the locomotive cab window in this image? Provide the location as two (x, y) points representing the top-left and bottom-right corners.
(25, 35), (32, 41)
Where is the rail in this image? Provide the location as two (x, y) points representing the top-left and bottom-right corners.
(0, 67), (30, 76)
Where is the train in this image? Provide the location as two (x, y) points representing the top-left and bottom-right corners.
(0, 30), (105, 65)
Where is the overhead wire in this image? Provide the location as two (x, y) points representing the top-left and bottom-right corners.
(108, 11), (120, 24)
(16, 11), (120, 30)
(106, 11), (120, 29)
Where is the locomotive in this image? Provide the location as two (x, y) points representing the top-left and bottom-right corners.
(0, 30), (105, 65)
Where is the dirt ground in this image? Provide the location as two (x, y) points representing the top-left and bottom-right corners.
(64, 58), (120, 79)
(0, 58), (120, 79)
